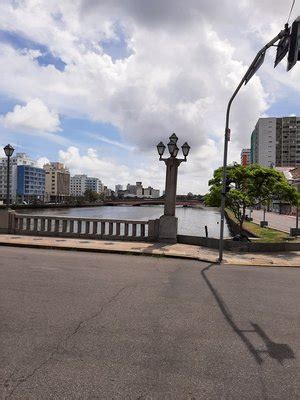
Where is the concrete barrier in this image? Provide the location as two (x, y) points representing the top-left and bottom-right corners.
(177, 234), (300, 252)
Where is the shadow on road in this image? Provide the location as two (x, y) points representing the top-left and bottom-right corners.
(201, 264), (295, 365)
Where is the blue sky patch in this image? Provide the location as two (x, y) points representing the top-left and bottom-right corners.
(100, 24), (133, 61)
(0, 29), (66, 71)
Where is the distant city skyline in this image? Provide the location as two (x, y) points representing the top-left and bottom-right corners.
(0, 1), (300, 193)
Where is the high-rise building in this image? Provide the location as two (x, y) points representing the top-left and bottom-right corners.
(251, 118), (277, 167)
(126, 183), (137, 195)
(240, 148), (251, 166)
(115, 184), (123, 193)
(70, 174), (87, 197)
(151, 189), (160, 198)
(86, 177), (103, 194)
(251, 116), (300, 167)
(44, 162), (70, 202)
(0, 153), (35, 204)
(17, 165), (45, 203)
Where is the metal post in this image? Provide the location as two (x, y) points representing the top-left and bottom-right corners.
(296, 204), (299, 236)
(6, 154), (10, 209)
(218, 28), (288, 262)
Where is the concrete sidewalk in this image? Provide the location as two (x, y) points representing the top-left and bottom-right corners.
(1, 234), (300, 267)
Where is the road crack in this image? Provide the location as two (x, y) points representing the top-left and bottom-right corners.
(2, 284), (135, 399)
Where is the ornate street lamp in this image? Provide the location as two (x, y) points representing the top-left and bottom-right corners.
(181, 142), (191, 160)
(156, 134), (190, 243)
(157, 142), (166, 159)
(3, 144), (14, 208)
(169, 133), (178, 144)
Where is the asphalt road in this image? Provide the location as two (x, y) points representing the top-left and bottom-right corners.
(0, 248), (299, 399)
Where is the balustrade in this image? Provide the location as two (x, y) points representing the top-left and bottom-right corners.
(11, 213), (159, 241)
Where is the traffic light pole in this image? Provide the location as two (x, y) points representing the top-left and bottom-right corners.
(218, 27), (289, 263)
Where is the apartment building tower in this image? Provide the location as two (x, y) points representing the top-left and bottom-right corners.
(70, 174), (87, 197)
(0, 153), (35, 204)
(44, 162), (70, 203)
(251, 116), (300, 167)
(17, 165), (45, 203)
(86, 177), (103, 194)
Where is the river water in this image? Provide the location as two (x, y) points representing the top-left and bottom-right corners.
(21, 205), (230, 238)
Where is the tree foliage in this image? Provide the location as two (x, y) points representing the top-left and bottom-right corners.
(205, 164), (299, 232)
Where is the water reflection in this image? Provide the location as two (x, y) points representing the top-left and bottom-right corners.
(20, 205), (230, 238)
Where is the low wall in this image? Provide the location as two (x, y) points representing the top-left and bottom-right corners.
(177, 234), (300, 252)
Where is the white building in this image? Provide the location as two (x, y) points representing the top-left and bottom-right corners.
(70, 175), (87, 196)
(0, 153), (35, 203)
(251, 118), (277, 167)
(86, 177), (103, 194)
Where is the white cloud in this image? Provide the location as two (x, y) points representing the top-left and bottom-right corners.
(0, 0), (299, 193)
(0, 98), (61, 134)
(59, 146), (165, 190)
(36, 156), (50, 168)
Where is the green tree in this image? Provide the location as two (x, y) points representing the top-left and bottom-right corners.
(84, 190), (100, 203)
(205, 164), (299, 233)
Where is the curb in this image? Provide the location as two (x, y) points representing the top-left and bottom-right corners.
(0, 240), (299, 268)
(0, 241), (218, 264)
(222, 260), (300, 268)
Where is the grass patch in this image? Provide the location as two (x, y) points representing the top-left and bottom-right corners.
(225, 209), (289, 243)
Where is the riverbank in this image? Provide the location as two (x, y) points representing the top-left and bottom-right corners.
(225, 209), (290, 242)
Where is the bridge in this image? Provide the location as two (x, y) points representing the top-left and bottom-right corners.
(103, 199), (202, 207)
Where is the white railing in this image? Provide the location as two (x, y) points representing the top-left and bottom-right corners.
(11, 213), (159, 242)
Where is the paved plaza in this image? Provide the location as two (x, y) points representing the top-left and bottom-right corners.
(0, 247), (300, 399)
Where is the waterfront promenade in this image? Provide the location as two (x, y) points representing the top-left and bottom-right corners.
(250, 209), (297, 233)
(1, 247), (300, 399)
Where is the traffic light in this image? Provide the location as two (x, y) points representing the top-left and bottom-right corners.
(287, 17), (300, 71)
(274, 33), (290, 68)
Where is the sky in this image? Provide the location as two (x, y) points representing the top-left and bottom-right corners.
(0, 0), (299, 194)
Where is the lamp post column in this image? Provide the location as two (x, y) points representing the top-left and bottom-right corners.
(6, 154), (11, 209)
(156, 134), (190, 243)
(164, 157), (180, 216)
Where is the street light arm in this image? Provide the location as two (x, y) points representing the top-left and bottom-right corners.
(226, 28), (288, 122)
(159, 157), (186, 164)
(218, 27), (289, 262)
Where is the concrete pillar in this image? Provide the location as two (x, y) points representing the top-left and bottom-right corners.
(0, 209), (15, 233)
(163, 158), (181, 216)
(159, 158), (181, 243)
